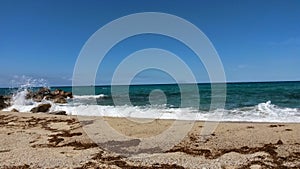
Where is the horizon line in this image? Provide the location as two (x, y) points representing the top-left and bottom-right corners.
(1, 80), (300, 89)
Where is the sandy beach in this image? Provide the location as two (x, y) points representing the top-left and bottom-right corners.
(2, 0), (300, 168)
(0, 111), (299, 169)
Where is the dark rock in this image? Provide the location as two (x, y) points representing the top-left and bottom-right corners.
(25, 90), (34, 100)
(277, 140), (283, 145)
(44, 95), (53, 100)
(11, 108), (19, 112)
(33, 95), (43, 102)
(37, 87), (51, 96)
(33, 87), (51, 102)
(26, 88), (50, 101)
(64, 92), (73, 98)
(0, 95), (11, 110)
(53, 96), (67, 104)
(30, 107), (38, 113)
(49, 111), (67, 115)
(30, 103), (51, 113)
(52, 89), (61, 95)
(51, 89), (72, 99)
(26, 87), (72, 104)
(59, 90), (65, 96)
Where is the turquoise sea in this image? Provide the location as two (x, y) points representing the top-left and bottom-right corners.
(1, 81), (300, 122)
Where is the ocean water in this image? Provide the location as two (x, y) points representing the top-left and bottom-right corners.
(1, 81), (300, 122)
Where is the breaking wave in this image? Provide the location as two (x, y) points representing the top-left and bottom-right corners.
(3, 89), (300, 122)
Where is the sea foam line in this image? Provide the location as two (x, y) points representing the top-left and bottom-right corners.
(4, 97), (300, 123)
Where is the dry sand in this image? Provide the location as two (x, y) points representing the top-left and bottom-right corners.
(0, 111), (299, 168)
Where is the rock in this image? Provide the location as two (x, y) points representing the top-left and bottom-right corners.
(44, 95), (53, 100)
(34, 88), (52, 102)
(26, 87), (54, 102)
(49, 111), (67, 115)
(30, 103), (51, 113)
(25, 90), (34, 99)
(26, 87), (72, 105)
(33, 95), (43, 102)
(11, 108), (19, 112)
(37, 87), (51, 96)
(277, 139), (283, 145)
(0, 95), (11, 110)
(51, 89), (72, 99)
(30, 107), (38, 113)
(53, 96), (67, 104)
(64, 92), (73, 98)
(26, 88), (50, 100)
(59, 90), (65, 96)
(52, 89), (61, 95)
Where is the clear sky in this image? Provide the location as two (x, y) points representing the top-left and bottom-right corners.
(0, 0), (300, 87)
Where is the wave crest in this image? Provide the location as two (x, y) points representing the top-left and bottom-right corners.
(4, 96), (300, 122)
(73, 94), (107, 99)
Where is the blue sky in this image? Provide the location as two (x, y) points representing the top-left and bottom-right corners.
(0, 0), (300, 87)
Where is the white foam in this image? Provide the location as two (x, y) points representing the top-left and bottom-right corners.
(12, 89), (32, 105)
(73, 94), (107, 99)
(4, 90), (300, 123)
(52, 100), (300, 122)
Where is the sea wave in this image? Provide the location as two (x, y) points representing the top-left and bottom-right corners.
(3, 95), (300, 123)
(2, 85), (299, 122)
(73, 94), (107, 99)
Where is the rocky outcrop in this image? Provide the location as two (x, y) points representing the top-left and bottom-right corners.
(26, 88), (73, 104)
(30, 104), (67, 115)
(0, 95), (11, 110)
(49, 111), (67, 115)
(1, 87), (72, 115)
(11, 108), (19, 112)
(30, 104), (66, 115)
(26, 87), (50, 102)
(53, 96), (67, 104)
(30, 103), (51, 113)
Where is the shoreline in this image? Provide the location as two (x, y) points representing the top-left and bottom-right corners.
(1, 111), (299, 168)
(3, 110), (300, 124)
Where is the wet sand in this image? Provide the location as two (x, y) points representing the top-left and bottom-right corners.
(0, 111), (299, 168)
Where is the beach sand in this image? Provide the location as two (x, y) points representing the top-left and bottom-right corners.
(0, 111), (299, 168)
